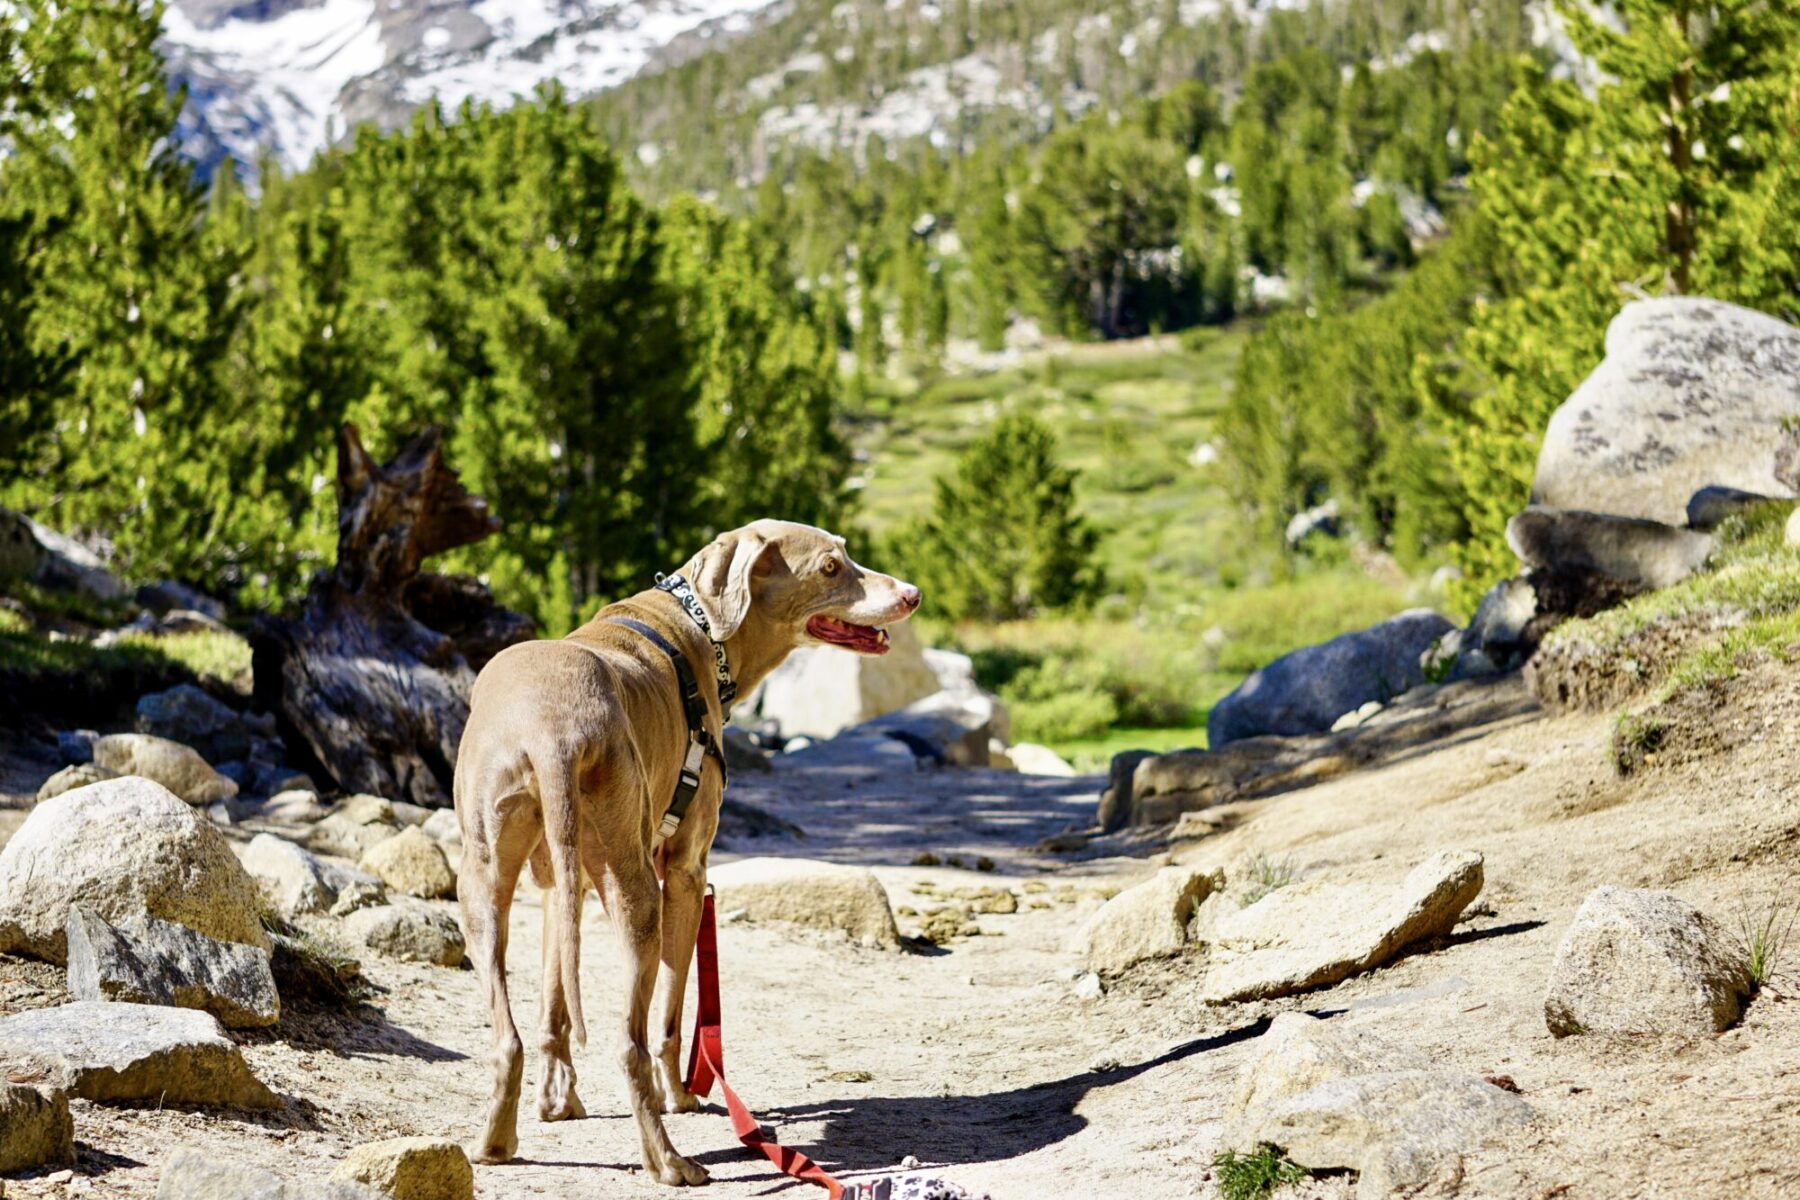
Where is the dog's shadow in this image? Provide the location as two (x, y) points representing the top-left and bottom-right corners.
(750, 1017), (1273, 1176)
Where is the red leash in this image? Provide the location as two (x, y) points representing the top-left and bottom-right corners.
(686, 890), (858, 1199)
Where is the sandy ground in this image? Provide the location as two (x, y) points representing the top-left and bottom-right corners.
(3, 666), (1799, 1199)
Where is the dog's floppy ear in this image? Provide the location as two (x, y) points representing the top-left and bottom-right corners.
(687, 528), (771, 640)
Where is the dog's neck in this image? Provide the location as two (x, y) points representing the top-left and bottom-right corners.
(717, 619), (799, 708)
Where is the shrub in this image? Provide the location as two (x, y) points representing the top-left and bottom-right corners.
(1213, 1144), (1308, 1200)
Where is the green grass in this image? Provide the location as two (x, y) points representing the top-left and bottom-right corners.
(1735, 890), (1798, 990)
(864, 331), (1436, 758)
(1238, 853), (1301, 906)
(1213, 1144), (1309, 1200)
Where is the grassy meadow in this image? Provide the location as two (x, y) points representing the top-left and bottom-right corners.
(847, 331), (1436, 769)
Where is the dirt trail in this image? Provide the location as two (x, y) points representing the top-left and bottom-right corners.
(3, 668), (1799, 1199)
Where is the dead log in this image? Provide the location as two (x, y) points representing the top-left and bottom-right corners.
(251, 425), (534, 808)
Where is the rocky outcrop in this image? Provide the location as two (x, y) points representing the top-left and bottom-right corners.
(0, 1083), (74, 1173)
(1544, 886), (1752, 1037)
(1202, 851), (1483, 1002)
(1532, 298), (1800, 526)
(710, 857), (901, 949)
(0, 777), (268, 964)
(1070, 866), (1223, 974)
(0, 507), (125, 600)
(1507, 506), (1714, 595)
(65, 906), (279, 1029)
(358, 826), (456, 900)
(330, 1137), (475, 1200)
(1095, 749), (1159, 832)
(90, 733), (239, 806)
(1224, 1014), (1533, 1195)
(343, 904), (466, 967)
(1208, 609), (1455, 746)
(0, 1002), (278, 1108)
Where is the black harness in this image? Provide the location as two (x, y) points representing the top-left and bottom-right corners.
(601, 573), (735, 841)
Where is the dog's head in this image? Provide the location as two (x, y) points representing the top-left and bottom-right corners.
(677, 520), (920, 655)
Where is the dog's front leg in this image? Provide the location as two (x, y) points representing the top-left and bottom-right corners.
(652, 857), (706, 1114)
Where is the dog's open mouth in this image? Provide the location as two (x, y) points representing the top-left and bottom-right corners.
(806, 614), (891, 655)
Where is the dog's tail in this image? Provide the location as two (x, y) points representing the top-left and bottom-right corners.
(535, 748), (588, 1047)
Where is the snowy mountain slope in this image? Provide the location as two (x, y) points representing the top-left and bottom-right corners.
(162, 0), (779, 171)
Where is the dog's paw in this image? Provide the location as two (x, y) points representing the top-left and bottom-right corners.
(658, 1083), (700, 1114)
(467, 1136), (518, 1165)
(536, 1090), (587, 1122)
(653, 1152), (710, 1187)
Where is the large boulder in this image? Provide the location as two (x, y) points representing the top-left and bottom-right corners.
(1544, 886), (1752, 1037)
(90, 733), (238, 806)
(330, 1137), (474, 1200)
(135, 684), (251, 765)
(0, 508), (126, 600)
(343, 904), (466, 967)
(754, 622), (942, 740)
(158, 1150), (386, 1200)
(242, 833), (386, 917)
(1225, 1014), (1533, 1193)
(1207, 609), (1455, 747)
(0, 777), (269, 964)
(0, 1002), (278, 1108)
(1070, 866), (1223, 975)
(710, 857), (901, 949)
(1532, 297), (1800, 526)
(0, 1083), (74, 1173)
(1203, 850), (1484, 1002)
(65, 905), (280, 1029)
(358, 826), (455, 900)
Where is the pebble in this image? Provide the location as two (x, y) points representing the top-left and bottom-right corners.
(1073, 972), (1104, 1000)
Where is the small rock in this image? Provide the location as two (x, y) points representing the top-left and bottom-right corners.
(0, 777), (269, 964)
(1228, 1012), (1429, 1116)
(420, 808), (461, 848)
(0, 1002), (277, 1108)
(256, 789), (330, 824)
(344, 904), (465, 967)
(157, 1150), (385, 1200)
(65, 905), (280, 1029)
(1787, 506), (1800, 547)
(1071, 866), (1224, 975)
(135, 684), (249, 764)
(388, 800), (434, 828)
(1203, 850), (1484, 1002)
(1072, 972), (1104, 1000)
(34, 763), (118, 803)
(710, 857), (901, 949)
(1007, 743), (1076, 777)
(337, 794), (397, 826)
(1544, 885), (1752, 1037)
(242, 833), (386, 918)
(331, 1137), (474, 1200)
(309, 813), (399, 861)
(56, 730), (98, 765)
(89, 734), (238, 806)
(1095, 748), (1159, 832)
(358, 827), (456, 900)
(0, 1083), (74, 1173)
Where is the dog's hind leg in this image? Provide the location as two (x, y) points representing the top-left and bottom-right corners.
(595, 841), (709, 1187)
(460, 790), (539, 1165)
(651, 852), (710, 1115)
(533, 839), (588, 1122)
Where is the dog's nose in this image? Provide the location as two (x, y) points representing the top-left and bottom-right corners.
(899, 584), (922, 612)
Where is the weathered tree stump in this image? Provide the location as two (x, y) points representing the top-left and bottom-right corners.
(251, 425), (534, 808)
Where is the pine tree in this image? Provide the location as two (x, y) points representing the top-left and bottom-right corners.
(899, 412), (1103, 620)
(2, 0), (245, 582)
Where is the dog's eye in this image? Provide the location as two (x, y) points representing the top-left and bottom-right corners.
(821, 559), (840, 577)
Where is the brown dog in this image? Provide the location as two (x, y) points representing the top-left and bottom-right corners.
(456, 520), (920, 1184)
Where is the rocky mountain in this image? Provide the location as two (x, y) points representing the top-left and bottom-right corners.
(161, 0), (782, 171)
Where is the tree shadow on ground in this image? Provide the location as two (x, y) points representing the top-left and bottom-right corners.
(754, 1016), (1274, 1177)
(241, 1000), (467, 1064)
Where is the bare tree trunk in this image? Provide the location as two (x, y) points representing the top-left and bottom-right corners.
(251, 424), (534, 808)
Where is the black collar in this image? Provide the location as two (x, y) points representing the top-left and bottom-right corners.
(655, 572), (738, 712)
